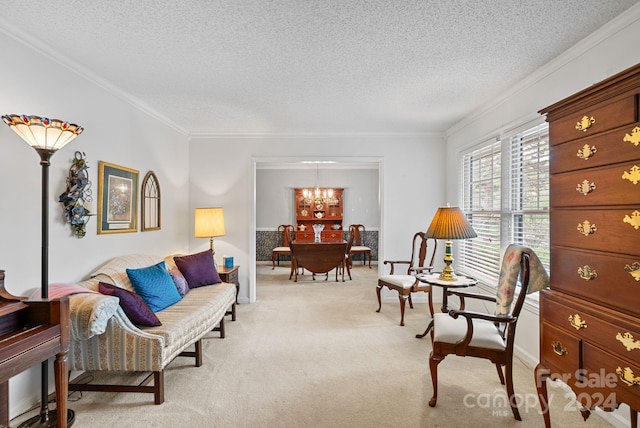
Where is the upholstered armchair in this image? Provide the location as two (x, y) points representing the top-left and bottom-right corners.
(376, 232), (437, 326)
(428, 245), (549, 420)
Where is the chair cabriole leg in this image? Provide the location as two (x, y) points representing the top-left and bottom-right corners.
(505, 361), (521, 421)
(398, 295), (407, 326)
(428, 351), (441, 407)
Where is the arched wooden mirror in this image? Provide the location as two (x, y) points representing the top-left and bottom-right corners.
(141, 171), (161, 231)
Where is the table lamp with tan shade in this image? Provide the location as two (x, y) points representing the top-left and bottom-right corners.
(194, 207), (225, 255)
(426, 204), (477, 281)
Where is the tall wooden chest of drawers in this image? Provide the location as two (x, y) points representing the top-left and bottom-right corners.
(536, 63), (640, 427)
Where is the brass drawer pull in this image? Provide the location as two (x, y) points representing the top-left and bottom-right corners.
(576, 115), (595, 132)
(577, 220), (597, 236)
(551, 341), (568, 356)
(577, 265), (597, 281)
(625, 262), (640, 281)
(623, 126), (640, 146)
(576, 180), (596, 195)
(616, 332), (640, 352)
(616, 366), (640, 387)
(623, 210), (640, 230)
(577, 144), (597, 160)
(568, 314), (587, 330)
(622, 165), (640, 185)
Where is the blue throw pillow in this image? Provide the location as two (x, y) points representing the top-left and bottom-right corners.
(126, 261), (182, 312)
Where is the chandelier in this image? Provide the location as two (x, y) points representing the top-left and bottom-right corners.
(302, 164), (337, 205)
(302, 186), (334, 205)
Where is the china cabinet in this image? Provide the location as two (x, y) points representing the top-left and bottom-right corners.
(294, 188), (344, 237)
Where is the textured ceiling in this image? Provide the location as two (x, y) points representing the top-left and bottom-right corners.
(0, 1), (638, 135)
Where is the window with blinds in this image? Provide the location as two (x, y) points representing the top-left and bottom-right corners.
(459, 121), (550, 285)
(509, 123), (550, 270)
(459, 139), (502, 280)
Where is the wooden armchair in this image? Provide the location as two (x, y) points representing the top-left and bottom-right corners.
(428, 245), (549, 420)
(348, 224), (372, 268)
(271, 224), (294, 269)
(376, 232), (437, 326)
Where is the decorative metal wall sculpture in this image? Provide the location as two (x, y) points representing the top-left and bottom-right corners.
(59, 151), (93, 238)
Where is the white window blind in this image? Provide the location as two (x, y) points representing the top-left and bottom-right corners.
(459, 139), (502, 280)
(459, 121), (550, 285)
(509, 123), (550, 271)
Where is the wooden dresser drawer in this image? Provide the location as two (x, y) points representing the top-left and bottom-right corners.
(540, 321), (580, 379)
(583, 342), (640, 411)
(550, 124), (640, 174)
(551, 160), (640, 207)
(549, 96), (638, 145)
(550, 247), (640, 313)
(542, 296), (591, 338)
(551, 209), (640, 255)
(321, 230), (344, 242)
(543, 293), (640, 357)
(294, 231), (315, 242)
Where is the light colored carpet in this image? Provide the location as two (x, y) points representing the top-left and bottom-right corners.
(13, 264), (618, 427)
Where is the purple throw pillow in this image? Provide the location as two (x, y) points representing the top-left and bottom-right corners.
(169, 267), (189, 296)
(174, 249), (221, 289)
(98, 282), (161, 327)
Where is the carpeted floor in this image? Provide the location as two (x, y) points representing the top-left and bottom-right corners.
(13, 263), (619, 427)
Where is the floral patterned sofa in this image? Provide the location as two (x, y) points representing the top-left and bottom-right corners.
(66, 253), (236, 404)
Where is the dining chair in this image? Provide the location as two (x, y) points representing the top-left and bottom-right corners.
(376, 232), (437, 326)
(271, 224), (294, 269)
(348, 224), (372, 268)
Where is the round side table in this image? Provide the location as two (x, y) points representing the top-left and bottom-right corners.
(415, 272), (478, 339)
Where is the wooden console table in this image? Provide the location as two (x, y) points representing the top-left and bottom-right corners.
(0, 269), (71, 428)
(290, 242), (347, 282)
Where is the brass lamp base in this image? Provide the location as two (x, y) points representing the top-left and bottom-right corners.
(438, 265), (458, 281)
(438, 240), (458, 281)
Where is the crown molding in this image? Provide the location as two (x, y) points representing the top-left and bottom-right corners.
(188, 131), (444, 140)
(0, 18), (189, 137)
(445, 2), (640, 138)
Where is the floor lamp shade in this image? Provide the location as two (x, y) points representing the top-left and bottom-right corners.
(2, 114), (83, 152)
(426, 205), (477, 281)
(195, 208), (225, 253)
(3, 113), (82, 427)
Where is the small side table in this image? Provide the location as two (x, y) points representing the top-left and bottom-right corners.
(217, 265), (239, 321)
(415, 272), (477, 339)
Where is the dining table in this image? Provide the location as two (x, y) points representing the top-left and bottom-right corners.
(289, 241), (348, 282)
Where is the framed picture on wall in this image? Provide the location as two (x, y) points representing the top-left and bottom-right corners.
(97, 161), (139, 234)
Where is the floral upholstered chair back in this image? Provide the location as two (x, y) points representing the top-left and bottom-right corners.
(495, 244), (549, 316)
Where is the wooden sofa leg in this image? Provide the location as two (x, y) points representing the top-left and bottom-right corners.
(195, 339), (203, 366)
(154, 371), (164, 405)
(178, 339), (203, 367)
(225, 302), (237, 321)
(70, 370), (165, 404)
(212, 317), (226, 338)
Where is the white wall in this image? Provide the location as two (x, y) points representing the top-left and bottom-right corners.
(443, 8), (640, 427)
(256, 167), (380, 229)
(189, 134), (446, 303)
(0, 30), (191, 419)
